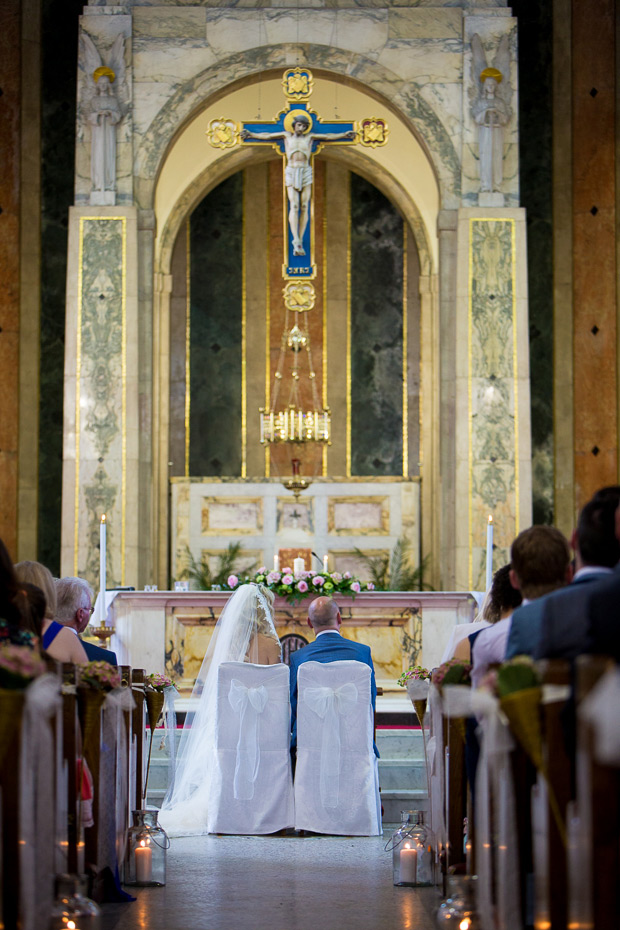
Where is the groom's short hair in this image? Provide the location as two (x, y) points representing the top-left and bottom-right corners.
(308, 596), (339, 629)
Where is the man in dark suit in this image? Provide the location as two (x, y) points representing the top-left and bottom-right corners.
(531, 490), (620, 660)
(56, 576), (118, 665)
(289, 595), (377, 755)
(585, 500), (620, 661)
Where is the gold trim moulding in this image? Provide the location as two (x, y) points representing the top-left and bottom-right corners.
(170, 475), (421, 484)
(327, 495), (390, 535)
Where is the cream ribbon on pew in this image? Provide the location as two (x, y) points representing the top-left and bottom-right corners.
(228, 680), (268, 800)
(100, 687), (136, 871)
(579, 667), (620, 766)
(442, 685), (521, 930)
(303, 683), (358, 809)
(20, 674), (62, 930)
(426, 682), (446, 848)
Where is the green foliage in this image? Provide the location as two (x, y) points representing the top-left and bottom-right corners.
(354, 537), (434, 591)
(178, 542), (254, 590)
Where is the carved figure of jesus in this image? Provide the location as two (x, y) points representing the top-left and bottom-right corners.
(241, 115), (355, 255)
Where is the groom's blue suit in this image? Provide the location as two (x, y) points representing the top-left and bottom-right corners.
(289, 630), (378, 755)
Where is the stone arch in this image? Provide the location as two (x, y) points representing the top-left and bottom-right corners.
(135, 46), (460, 215)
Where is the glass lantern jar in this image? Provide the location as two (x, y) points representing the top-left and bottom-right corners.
(49, 873), (100, 929)
(124, 809), (169, 886)
(388, 810), (433, 886)
(436, 875), (479, 929)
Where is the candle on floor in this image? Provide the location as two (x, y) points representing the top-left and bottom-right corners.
(485, 514), (494, 591)
(399, 843), (417, 884)
(135, 839), (153, 883)
(323, 554), (329, 573)
(99, 514), (107, 624)
(293, 557), (305, 577)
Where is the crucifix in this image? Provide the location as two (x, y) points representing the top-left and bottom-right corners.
(207, 69), (388, 279)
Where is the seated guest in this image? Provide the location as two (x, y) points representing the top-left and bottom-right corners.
(55, 576), (117, 664)
(584, 501), (620, 661)
(472, 526), (571, 688)
(528, 489), (620, 660)
(0, 539), (38, 647)
(18, 582), (47, 640)
(453, 563), (522, 664)
(14, 560), (87, 662)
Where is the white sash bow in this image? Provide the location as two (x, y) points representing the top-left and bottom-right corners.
(228, 680), (268, 800)
(442, 685), (521, 930)
(303, 682), (358, 808)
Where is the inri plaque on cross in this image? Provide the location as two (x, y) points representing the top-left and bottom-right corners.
(206, 69), (388, 280)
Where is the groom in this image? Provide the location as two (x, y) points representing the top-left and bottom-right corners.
(289, 595), (378, 755)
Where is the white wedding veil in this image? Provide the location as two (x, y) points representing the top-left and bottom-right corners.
(158, 583), (280, 836)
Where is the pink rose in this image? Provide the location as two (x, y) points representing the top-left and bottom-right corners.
(307, 570), (316, 577)
(351, 581), (361, 593)
(331, 572), (343, 582)
(343, 571), (352, 580)
(227, 574), (238, 588)
(257, 566), (266, 574)
(282, 567), (292, 575)
(267, 571), (281, 584)
(282, 573), (294, 585)
(367, 582), (375, 591)
(312, 575), (325, 586)
(297, 580), (308, 593)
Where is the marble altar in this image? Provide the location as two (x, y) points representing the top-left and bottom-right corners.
(105, 589), (478, 690)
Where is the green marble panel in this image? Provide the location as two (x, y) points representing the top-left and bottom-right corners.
(189, 174), (243, 476)
(513, 0), (553, 524)
(350, 173), (404, 477)
(38, 0), (82, 574)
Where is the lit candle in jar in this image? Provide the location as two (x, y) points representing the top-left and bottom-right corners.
(399, 843), (417, 884)
(135, 838), (153, 883)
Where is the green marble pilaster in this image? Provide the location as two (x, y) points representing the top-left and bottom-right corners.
(62, 207), (141, 591)
(454, 209), (532, 591)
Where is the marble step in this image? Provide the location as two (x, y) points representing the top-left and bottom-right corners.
(378, 759), (428, 790)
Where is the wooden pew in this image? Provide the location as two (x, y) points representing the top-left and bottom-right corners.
(443, 714), (467, 870)
(60, 663), (82, 874)
(131, 668), (146, 808)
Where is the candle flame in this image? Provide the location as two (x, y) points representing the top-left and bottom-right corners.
(101, 513), (106, 524)
(488, 514), (493, 524)
(140, 839), (146, 847)
(67, 922), (76, 930)
(459, 920), (471, 930)
(404, 842), (411, 849)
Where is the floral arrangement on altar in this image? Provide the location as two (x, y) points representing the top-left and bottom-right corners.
(225, 568), (375, 604)
(0, 643), (46, 689)
(77, 660), (121, 691)
(431, 658), (472, 692)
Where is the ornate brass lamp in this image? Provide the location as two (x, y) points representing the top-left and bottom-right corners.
(260, 282), (330, 497)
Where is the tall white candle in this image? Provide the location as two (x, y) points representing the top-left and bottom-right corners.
(323, 554), (329, 573)
(135, 840), (152, 883)
(273, 553), (280, 572)
(99, 514), (107, 624)
(293, 557), (305, 577)
(399, 843), (417, 884)
(485, 514), (494, 591)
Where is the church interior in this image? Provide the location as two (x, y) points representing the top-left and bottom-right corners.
(1, 0), (620, 928)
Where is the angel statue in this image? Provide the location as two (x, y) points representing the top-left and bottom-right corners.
(79, 34), (127, 205)
(470, 34), (512, 194)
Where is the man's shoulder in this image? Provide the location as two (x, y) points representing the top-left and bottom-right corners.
(82, 639), (117, 665)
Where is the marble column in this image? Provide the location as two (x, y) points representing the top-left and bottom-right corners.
(454, 208), (532, 591)
(62, 207), (141, 590)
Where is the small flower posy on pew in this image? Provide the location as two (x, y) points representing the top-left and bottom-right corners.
(77, 660), (121, 691)
(0, 643), (46, 689)
(398, 665), (431, 729)
(431, 658), (472, 692)
(397, 664), (431, 688)
(224, 565), (375, 604)
(145, 672), (174, 693)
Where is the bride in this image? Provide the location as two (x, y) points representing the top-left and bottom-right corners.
(158, 583), (281, 836)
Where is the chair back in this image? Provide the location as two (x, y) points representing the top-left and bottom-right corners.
(209, 661), (294, 834)
(294, 660), (381, 836)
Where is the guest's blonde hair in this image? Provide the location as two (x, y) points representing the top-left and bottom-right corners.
(14, 560), (56, 619)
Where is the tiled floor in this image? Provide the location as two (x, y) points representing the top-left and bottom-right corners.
(101, 831), (440, 930)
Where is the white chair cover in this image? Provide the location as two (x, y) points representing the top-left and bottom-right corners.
(209, 662), (294, 834)
(294, 660), (381, 836)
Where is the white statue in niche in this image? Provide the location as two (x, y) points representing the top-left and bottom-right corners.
(470, 34), (512, 195)
(79, 34), (127, 205)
